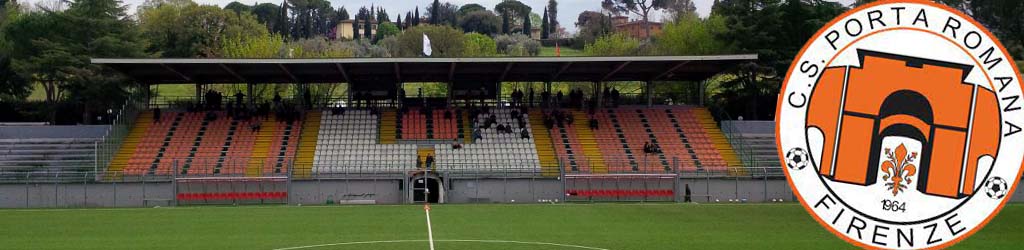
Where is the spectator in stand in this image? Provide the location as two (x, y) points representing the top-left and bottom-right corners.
(544, 116), (554, 129)
(273, 93), (282, 107)
(303, 89), (312, 110)
(425, 155), (435, 169)
(541, 90), (551, 108)
(451, 139), (462, 149)
(520, 128), (530, 139)
(235, 91), (245, 107)
(153, 108), (161, 123)
(528, 88), (534, 107)
(589, 116), (599, 130)
(496, 123), (507, 133)
(644, 141), (653, 154)
(473, 128), (483, 141)
(444, 109), (453, 119)
(556, 91), (564, 108)
(332, 105), (345, 116)
(565, 114), (574, 126)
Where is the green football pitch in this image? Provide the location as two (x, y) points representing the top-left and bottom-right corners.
(1, 203), (1021, 249)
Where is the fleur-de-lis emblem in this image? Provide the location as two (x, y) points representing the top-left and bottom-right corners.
(881, 143), (918, 196)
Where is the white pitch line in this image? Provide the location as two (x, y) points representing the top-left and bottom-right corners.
(272, 239), (610, 250)
(424, 203), (435, 250)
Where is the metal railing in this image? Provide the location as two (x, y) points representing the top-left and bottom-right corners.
(94, 90), (148, 173)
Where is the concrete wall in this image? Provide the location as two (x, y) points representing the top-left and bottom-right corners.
(0, 182), (172, 208)
(0, 178), (1019, 208)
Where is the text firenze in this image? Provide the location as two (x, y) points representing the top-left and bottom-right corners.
(815, 194), (964, 248)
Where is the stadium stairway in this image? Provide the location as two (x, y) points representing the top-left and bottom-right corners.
(417, 147), (435, 170)
(693, 109), (747, 176)
(246, 117), (278, 177)
(462, 110), (473, 143)
(571, 111), (607, 174)
(293, 111), (321, 178)
(107, 111), (152, 176)
(380, 110), (397, 144)
(528, 112), (560, 176)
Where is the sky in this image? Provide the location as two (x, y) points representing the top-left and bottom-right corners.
(23, 0), (857, 33)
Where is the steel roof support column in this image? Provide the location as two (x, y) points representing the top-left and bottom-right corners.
(699, 80), (706, 106)
(594, 81), (603, 109)
(247, 83), (254, 107)
(647, 81), (654, 107)
(195, 83), (203, 106)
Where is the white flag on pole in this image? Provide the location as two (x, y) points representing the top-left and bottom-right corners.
(423, 33), (433, 56)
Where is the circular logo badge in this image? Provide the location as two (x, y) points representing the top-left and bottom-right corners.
(776, 1), (1023, 248)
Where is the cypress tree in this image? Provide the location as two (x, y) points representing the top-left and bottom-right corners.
(501, 11), (510, 34)
(363, 12), (372, 39)
(523, 13), (532, 37)
(430, 0), (440, 24)
(413, 7), (420, 26)
(353, 16), (360, 39)
(396, 14), (403, 31)
(541, 8), (550, 39)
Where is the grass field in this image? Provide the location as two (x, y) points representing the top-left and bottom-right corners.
(540, 46), (585, 57)
(1, 203), (1022, 249)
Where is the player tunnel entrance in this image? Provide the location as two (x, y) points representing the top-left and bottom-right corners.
(412, 176), (442, 203)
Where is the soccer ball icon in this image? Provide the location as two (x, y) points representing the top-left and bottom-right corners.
(786, 148), (810, 170)
(984, 177), (1009, 199)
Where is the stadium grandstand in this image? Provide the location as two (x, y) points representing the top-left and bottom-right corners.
(0, 55), (834, 207)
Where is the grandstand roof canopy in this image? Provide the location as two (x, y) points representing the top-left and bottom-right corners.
(92, 55), (757, 85)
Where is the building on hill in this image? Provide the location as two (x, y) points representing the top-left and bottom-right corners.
(612, 16), (662, 39)
(335, 20), (379, 40)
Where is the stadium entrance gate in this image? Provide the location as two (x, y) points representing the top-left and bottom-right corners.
(408, 172), (443, 203)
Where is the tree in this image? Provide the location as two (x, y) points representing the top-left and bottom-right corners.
(522, 12), (532, 37)
(396, 14), (402, 31)
(363, 10), (372, 39)
(709, 0), (847, 119)
(276, 0), (289, 35)
(352, 14), (360, 39)
(337, 6), (348, 20)
(463, 32), (497, 57)
(413, 7), (420, 26)
(376, 7), (389, 23)
(547, 0), (558, 32)
(252, 3), (282, 35)
(601, 0), (667, 39)
(495, 0), (530, 27)
(427, 2), (459, 28)
(663, 0), (696, 20)
(403, 12), (411, 28)
(458, 3), (486, 16)
(375, 22), (399, 42)
(495, 34), (540, 56)
(656, 14), (731, 55)
(6, 0), (149, 123)
(541, 8), (549, 39)
(430, 0), (440, 24)
(459, 10), (500, 36)
(395, 25), (464, 57)
(225, 1), (251, 14)
(575, 11), (612, 49)
(501, 11), (510, 34)
(584, 33), (641, 56)
(139, 1), (269, 57)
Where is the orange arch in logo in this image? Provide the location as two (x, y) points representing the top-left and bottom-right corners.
(775, 0), (1024, 249)
(807, 50), (1000, 198)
